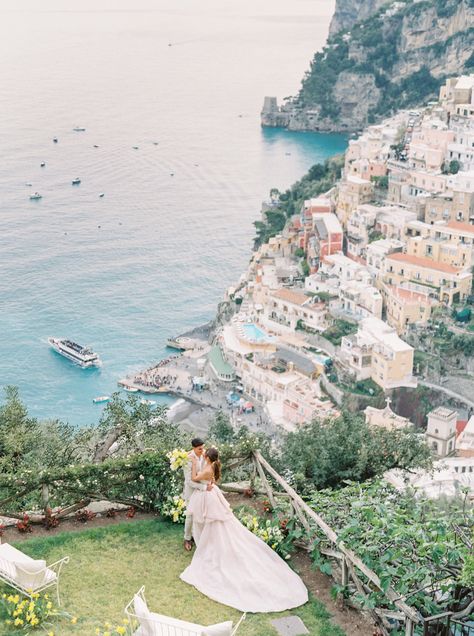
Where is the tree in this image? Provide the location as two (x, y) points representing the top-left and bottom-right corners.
(208, 411), (235, 444)
(449, 159), (460, 174)
(280, 412), (432, 492)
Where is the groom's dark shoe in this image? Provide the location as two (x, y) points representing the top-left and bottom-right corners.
(184, 540), (193, 551)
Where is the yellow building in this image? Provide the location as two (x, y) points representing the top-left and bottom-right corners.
(335, 175), (374, 227)
(405, 235), (472, 269)
(340, 317), (416, 390)
(382, 284), (435, 334)
(384, 252), (472, 305)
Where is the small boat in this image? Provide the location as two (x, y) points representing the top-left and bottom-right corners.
(93, 395), (111, 404)
(123, 386), (139, 393)
(25, 182), (32, 186)
(99, 193), (105, 198)
(30, 192), (42, 200)
(93, 144), (99, 148)
(53, 137), (58, 143)
(153, 142), (159, 145)
(40, 162), (46, 167)
(140, 399), (156, 406)
(132, 146), (139, 150)
(73, 126), (86, 132)
(72, 177), (81, 185)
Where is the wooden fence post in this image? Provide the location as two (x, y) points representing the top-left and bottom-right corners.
(41, 483), (49, 512)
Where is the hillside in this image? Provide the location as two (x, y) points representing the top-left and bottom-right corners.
(261, 0), (474, 132)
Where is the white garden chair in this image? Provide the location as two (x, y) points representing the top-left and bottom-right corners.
(125, 586), (246, 636)
(0, 543), (69, 605)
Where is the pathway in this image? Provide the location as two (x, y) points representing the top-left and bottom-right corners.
(418, 380), (474, 410)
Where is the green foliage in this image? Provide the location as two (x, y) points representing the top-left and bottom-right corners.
(368, 230), (384, 243)
(449, 159), (460, 174)
(254, 156), (343, 247)
(279, 412), (432, 492)
(294, 247), (305, 258)
(371, 175), (388, 189)
(296, 0), (470, 125)
(322, 319), (357, 345)
(301, 259), (310, 278)
(0, 386), (91, 473)
(305, 480), (473, 617)
(208, 410), (235, 444)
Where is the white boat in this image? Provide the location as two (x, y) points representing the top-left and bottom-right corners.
(53, 137), (58, 143)
(48, 337), (101, 368)
(140, 399), (156, 406)
(40, 162), (46, 167)
(30, 192), (42, 200)
(123, 386), (139, 393)
(93, 395), (111, 404)
(73, 126), (86, 132)
(72, 177), (81, 185)
(99, 193), (105, 198)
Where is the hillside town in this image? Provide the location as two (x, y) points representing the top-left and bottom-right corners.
(209, 75), (474, 497)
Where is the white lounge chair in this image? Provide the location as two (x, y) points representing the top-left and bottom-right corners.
(0, 543), (69, 605)
(125, 586), (246, 636)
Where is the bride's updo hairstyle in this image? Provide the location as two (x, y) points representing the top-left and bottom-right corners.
(205, 447), (221, 482)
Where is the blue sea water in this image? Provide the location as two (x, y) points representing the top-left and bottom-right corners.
(0, 0), (347, 426)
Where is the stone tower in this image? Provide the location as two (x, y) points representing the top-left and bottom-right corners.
(425, 407), (457, 458)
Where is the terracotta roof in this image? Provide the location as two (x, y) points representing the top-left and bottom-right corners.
(446, 221), (474, 235)
(457, 420), (468, 437)
(272, 288), (309, 306)
(386, 285), (432, 303)
(385, 252), (461, 274)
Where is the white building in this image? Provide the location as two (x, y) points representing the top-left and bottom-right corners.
(425, 407), (457, 458)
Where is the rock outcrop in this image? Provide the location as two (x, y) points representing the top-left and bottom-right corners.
(328, 0), (387, 35)
(261, 0), (474, 133)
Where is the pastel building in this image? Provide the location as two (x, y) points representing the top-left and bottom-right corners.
(382, 284), (435, 334)
(336, 175), (374, 226)
(425, 407), (457, 458)
(346, 204), (377, 262)
(264, 288), (328, 333)
(307, 213), (343, 271)
(383, 252), (472, 305)
(340, 316), (416, 390)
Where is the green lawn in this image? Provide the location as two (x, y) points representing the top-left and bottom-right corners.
(0, 520), (346, 636)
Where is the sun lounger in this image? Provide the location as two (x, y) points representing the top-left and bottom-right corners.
(0, 543), (69, 605)
(125, 586), (246, 636)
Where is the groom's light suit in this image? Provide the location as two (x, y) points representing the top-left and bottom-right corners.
(183, 450), (207, 542)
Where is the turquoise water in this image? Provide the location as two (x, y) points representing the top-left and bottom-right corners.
(0, 0), (347, 426)
(242, 324), (273, 343)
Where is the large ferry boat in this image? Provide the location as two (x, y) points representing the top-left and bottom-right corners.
(48, 337), (101, 368)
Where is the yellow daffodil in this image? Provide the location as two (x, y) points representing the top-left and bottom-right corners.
(71, 616), (78, 624)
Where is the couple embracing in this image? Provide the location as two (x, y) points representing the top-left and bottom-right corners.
(179, 438), (308, 613)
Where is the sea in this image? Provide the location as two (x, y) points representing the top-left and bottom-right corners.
(0, 0), (348, 426)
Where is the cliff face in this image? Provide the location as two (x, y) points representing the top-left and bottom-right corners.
(261, 0), (474, 132)
(328, 0), (387, 35)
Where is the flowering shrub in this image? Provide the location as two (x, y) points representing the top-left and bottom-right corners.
(43, 507), (60, 530)
(16, 514), (32, 534)
(95, 620), (128, 635)
(0, 591), (75, 632)
(161, 495), (186, 523)
(238, 512), (286, 555)
(166, 448), (189, 471)
(75, 509), (96, 523)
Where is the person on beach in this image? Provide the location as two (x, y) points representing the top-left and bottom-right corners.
(182, 438), (213, 551)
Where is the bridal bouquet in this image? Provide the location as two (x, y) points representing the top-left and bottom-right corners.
(166, 448), (189, 471)
(161, 494), (186, 523)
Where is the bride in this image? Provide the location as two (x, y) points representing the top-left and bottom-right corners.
(180, 447), (308, 613)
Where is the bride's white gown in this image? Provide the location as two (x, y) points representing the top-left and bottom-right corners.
(180, 483), (308, 613)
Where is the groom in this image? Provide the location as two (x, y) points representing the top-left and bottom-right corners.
(183, 437), (213, 551)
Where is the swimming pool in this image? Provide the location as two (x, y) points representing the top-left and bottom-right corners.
(241, 323), (273, 343)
